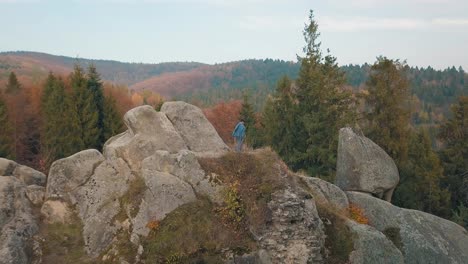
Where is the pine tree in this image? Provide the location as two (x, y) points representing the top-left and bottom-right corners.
(394, 129), (451, 217)
(87, 64), (105, 148)
(4, 72), (29, 162)
(263, 76), (301, 167)
(0, 95), (13, 159)
(293, 10), (355, 179)
(239, 92), (258, 148)
(42, 73), (84, 167)
(364, 57), (411, 163)
(439, 96), (468, 210)
(5, 72), (21, 94)
(102, 95), (124, 142)
(70, 64), (100, 149)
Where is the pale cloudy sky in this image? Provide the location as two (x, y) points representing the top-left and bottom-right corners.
(1, 0), (467, 69)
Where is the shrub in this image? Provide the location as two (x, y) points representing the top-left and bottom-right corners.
(348, 204), (369, 225)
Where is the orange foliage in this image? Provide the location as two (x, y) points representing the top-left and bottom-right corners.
(129, 64), (235, 98)
(348, 204), (369, 225)
(146, 220), (160, 231)
(103, 83), (135, 116)
(131, 93), (144, 106)
(203, 100), (242, 145)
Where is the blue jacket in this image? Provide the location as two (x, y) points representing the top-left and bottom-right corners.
(232, 122), (246, 139)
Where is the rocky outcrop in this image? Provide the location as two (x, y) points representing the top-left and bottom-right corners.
(0, 176), (39, 264)
(41, 103), (225, 258)
(347, 191), (468, 264)
(260, 188), (325, 263)
(161, 101), (229, 156)
(335, 127), (399, 202)
(45, 150), (132, 257)
(104, 105), (188, 172)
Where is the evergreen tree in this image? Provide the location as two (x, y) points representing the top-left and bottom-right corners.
(102, 95), (124, 142)
(87, 64), (105, 148)
(5, 72), (21, 94)
(239, 92), (258, 148)
(70, 64), (100, 149)
(452, 204), (468, 228)
(394, 129), (451, 217)
(293, 10), (355, 179)
(364, 57), (410, 163)
(42, 73), (84, 167)
(0, 95), (13, 159)
(439, 96), (468, 210)
(263, 76), (301, 166)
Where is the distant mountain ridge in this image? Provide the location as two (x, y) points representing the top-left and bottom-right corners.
(1, 51), (465, 118)
(0, 51), (299, 98)
(0, 51), (205, 88)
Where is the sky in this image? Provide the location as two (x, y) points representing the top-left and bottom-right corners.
(1, 0), (467, 70)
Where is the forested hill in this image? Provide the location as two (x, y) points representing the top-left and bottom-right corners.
(0, 51), (204, 86)
(342, 64), (467, 120)
(0, 51), (466, 119)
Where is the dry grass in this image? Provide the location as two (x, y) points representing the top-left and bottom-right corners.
(142, 198), (256, 263)
(198, 149), (289, 234)
(314, 199), (355, 264)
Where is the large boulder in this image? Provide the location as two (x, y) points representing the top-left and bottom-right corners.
(298, 175), (349, 209)
(0, 158), (46, 186)
(104, 105), (187, 172)
(146, 150), (224, 203)
(46, 149), (105, 200)
(44, 149), (132, 257)
(131, 154), (198, 237)
(161, 101), (229, 156)
(13, 165), (47, 187)
(0, 177), (39, 264)
(0, 158), (17, 176)
(347, 191), (468, 264)
(336, 127), (399, 202)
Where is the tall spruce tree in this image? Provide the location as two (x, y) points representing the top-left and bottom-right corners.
(394, 129), (451, 217)
(263, 76), (301, 166)
(42, 73), (84, 167)
(87, 64), (105, 148)
(293, 10), (355, 179)
(439, 96), (468, 210)
(70, 64), (100, 149)
(0, 95), (13, 159)
(5, 72), (21, 94)
(102, 95), (124, 142)
(364, 57), (410, 163)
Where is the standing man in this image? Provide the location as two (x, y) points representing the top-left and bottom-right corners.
(232, 119), (246, 152)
